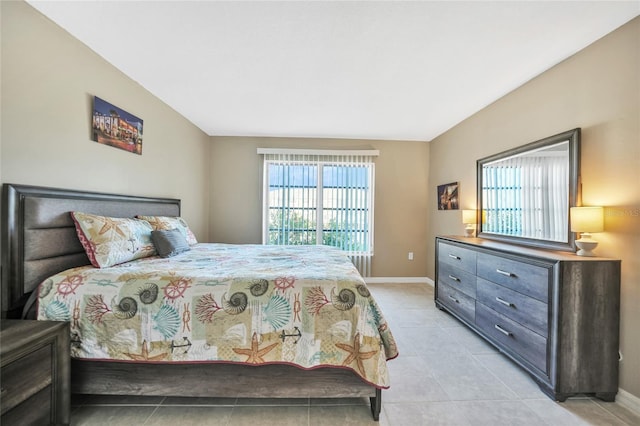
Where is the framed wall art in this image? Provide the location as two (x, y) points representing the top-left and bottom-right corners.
(92, 96), (143, 155)
(437, 181), (459, 210)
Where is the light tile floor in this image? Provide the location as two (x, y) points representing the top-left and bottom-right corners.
(70, 283), (640, 425)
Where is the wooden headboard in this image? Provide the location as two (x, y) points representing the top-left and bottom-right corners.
(1, 184), (181, 318)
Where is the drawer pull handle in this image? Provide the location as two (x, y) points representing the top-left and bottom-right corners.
(448, 275), (460, 282)
(447, 295), (459, 303)
(494, 324), (512, 337)
(448, 254), (461, 260)
(495, 297), (514, 308)
(496, 269), (515, 277)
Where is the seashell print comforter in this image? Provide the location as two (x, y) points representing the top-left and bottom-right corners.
(36, 244), (398, 388)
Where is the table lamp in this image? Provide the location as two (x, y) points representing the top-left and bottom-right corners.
(462, 210), (476, 237)
(570, 206), (604, 256)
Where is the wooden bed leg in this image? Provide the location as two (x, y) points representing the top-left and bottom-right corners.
(369, 388), (382, 421)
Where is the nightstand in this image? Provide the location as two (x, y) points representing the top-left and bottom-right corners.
(1, 320), (70, 425)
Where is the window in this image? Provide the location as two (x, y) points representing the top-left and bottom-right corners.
(259, 149), (377, 276)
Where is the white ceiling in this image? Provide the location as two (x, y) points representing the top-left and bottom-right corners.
(27, 1), (639, 142)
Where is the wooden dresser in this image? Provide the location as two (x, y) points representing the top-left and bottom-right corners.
(1, 320), (70, 425)
(435, 236), (621, 401)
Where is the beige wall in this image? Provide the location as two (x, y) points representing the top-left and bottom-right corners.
(210, 137), (429, 277)
(0, 1), (211, 239)
(428, 17), (640, 398)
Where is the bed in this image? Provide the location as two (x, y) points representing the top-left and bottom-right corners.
(1, 183), (397, 421)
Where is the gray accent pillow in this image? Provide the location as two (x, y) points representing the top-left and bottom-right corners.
(151, 228), (191, 258)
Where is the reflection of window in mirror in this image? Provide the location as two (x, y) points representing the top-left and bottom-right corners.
(481, 141), (570, 242)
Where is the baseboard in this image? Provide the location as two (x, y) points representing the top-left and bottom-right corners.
(617, 388), (640, 416)
(364, 277), (434, 286)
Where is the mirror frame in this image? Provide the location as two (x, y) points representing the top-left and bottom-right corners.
(476, 128), (581, 252)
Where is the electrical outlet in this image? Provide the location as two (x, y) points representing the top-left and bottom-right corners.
(408, 252), (414, 261)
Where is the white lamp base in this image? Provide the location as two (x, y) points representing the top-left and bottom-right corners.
(575, 233), (598, 257)
(464, 225), (475, 237)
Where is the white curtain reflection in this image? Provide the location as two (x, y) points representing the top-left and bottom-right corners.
(483, 151), (568, 242)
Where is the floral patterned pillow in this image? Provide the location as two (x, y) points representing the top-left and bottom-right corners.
(136, 215), (198, 245)
(71, 212), (156, 268)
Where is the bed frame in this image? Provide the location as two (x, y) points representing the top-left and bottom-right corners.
(1, 183), (382, 420)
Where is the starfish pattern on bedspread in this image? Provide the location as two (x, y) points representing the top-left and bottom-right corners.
(125, 340), (168, 361)
(335, 333), (378, 378)
(233, 332), (279, 364)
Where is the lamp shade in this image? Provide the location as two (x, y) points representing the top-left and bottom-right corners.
(570, 207), (604, 233)
(462, 210), (476, 224)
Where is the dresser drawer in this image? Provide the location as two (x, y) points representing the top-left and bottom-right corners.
(476, 303), (548, 373)
(1, 344), (52, 414)
(438, 283), (475, 323)
(438, 242), (477, 275)
(477, 278), (548, 337)
(1, 385), (51, 426)
(477, 252), (551, 302)
(438, 262), (476, 299)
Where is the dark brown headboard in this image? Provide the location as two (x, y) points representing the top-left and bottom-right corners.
(1, 184), (181, 318)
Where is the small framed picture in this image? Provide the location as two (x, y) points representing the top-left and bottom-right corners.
(437, 182), (459, 210)
(92, 96), (143, 155)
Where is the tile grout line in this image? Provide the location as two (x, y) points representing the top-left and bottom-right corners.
(588, 399), (636, 426)
(142, 404), (162, 426)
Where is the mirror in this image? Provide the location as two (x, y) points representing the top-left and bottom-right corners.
(477, 128), (580, 251)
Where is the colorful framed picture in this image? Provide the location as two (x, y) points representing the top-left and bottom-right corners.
(92, 96), (143, 155)
(437, 182), (459, 210)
